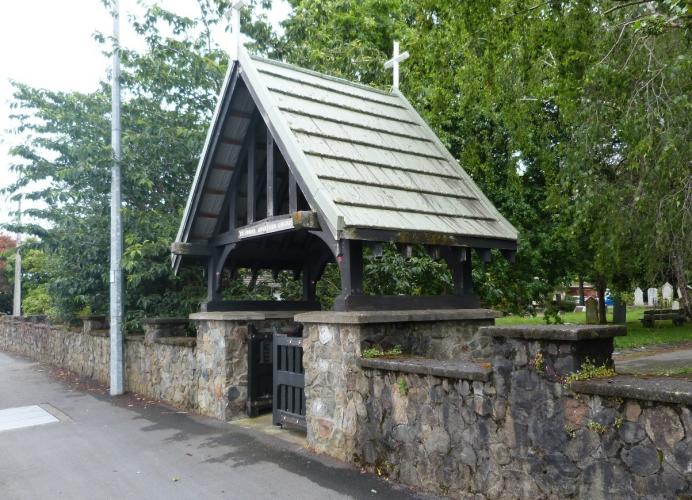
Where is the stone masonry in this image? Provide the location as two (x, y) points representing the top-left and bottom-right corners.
(298, 314), (692, 499)
(189, 311), (297, 420)
(296, 309), (499, 460)
(0, 312), (299, 421)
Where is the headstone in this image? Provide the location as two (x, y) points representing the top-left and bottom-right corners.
(647, 288), (657, 307)
(574, 306), (586, 313)
(585, 297), (599, 324)
(672, 300), (680, 310)
(634, 287), (644, 306)
(613, 299), (626, 324)
(662, 282), (674, 302)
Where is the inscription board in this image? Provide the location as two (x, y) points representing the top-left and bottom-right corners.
(238, 217), (294, 240)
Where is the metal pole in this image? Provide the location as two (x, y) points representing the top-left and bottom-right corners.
(109, 0), (124, 396)
(12, 198), (21, 317)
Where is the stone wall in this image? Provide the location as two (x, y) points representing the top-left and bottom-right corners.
(0, 312), (299, 422)
(299, 315), (692, 499)
(189, 311), (297, 421)
(297, 309), (499, 459)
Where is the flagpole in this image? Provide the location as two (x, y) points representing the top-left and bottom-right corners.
(109, 0), (124, 396)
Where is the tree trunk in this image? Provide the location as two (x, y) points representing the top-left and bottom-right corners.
(596, 278), (607, 324)
(578, 277), (585, 306)
(672, 253), (691, 319)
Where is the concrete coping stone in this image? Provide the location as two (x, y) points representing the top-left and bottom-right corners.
(88, 329), (109, 338)
(572, 375), (692, 405)
(142, 317), (189, 325)
(480, 324), (626, 341)
(189, 311), (304, 321)
(155, 337), (197, 348)
(295, 309), (501, 324)
(358, 357), (492, 382)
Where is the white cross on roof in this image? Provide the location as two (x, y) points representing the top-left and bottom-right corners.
(384, 41), (409, 90)
(226, 0), (247, 61)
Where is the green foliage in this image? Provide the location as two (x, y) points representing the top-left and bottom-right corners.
(364, 243), (452, 296)
(4, 0), (689, 321)
(397, 377), (408, 396)
(259, 0), (691, 315)
(362, 344), (404, 359)
(614, 416), (624, 430)
(529, 352), (545, 373)
(565, 359), (617, 385)
(4, 5), (224, 324)
(586, 420), (608, 435)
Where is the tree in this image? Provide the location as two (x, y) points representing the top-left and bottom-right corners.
(4, 5), (230, 325)
(0, 234), (17, 314)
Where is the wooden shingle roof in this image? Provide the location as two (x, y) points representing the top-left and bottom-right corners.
(174, 48), (517, 267)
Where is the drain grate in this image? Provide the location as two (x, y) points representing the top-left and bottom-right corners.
(0, 405), (60, 432)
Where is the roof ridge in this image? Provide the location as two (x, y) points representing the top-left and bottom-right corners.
(249, 54), (395, 97)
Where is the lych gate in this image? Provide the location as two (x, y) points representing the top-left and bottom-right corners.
(172, 42), (517, 429)
(172, 48), (517, 313)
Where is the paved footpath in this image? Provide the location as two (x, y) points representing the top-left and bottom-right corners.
(0, 352), (428, 500)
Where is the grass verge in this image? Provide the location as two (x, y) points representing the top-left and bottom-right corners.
(495, 307), (691, 349)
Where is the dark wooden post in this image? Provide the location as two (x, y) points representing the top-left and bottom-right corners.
(206, 249), (221, 303)
(444, 247), (472, 296)
(302, 262), (316, 301)
(462, 253), (473, 294)
(338, 239), (363, 297)
(247, 121), (255, 224)
(266, 130), (274, 217)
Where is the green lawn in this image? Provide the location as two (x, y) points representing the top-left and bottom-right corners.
(495, 307), (692, 349)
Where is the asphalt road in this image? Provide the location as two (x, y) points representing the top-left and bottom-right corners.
(0, 351), (428, 500)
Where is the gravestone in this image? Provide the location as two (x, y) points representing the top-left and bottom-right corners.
(585, 297), (599, 324)
(634, 287), (644, 306)
(613, 299), (626, 324)
(661, 282), (674, 303)
(647, 288), (658, 307)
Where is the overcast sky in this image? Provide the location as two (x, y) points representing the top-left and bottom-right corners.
(0, 0), (289, 229)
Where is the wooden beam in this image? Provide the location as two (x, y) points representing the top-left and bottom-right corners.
(221, 137), (243, 146)
(288, 171), (297, 213)
(213, 162), (235, 171)
(341, 227), (517, 251)
(266, 130), (275, 217)
(198, 211), (218, 219)
(171, 241), (211, 257)
(247, 121), (256, 224)
(229, 110), (253, 120)
(181, 65), (239, 243)
(212, 211), (320, 246)
(205, 187), (225, 196)
(212, 113), (259, 237)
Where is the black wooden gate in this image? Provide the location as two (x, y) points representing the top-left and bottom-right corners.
(272, 327), (306, 430)
(246, 325), (274, 417)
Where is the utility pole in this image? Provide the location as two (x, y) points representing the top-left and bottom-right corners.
(109, 0), (124, 396)
(12, 197), (21, 317)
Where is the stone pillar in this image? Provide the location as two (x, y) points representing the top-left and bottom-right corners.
(81, 315), (108, 335)
(295, 309), (500, 460)
(143, 317), (190, 344)
(189, 311), (299, 421)
(482, 323), (626, 478)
